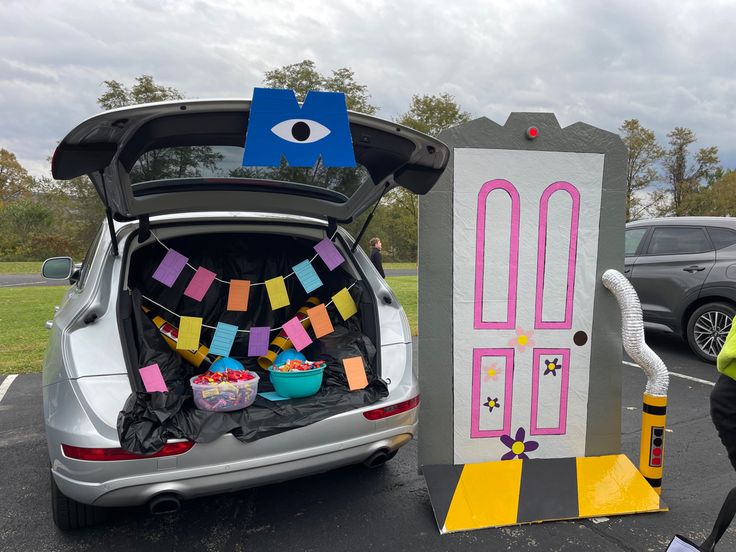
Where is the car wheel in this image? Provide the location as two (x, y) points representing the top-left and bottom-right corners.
(51, 470), (108, 530)
(686, 302), (735, 363)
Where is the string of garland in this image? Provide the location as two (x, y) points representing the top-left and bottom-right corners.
(150, 229), (339, 287)
(140, 281), (357, 334)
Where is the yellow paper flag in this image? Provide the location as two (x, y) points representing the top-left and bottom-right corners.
(265, 276), (290, 310)
(177, 316), (203, 350)
(332, 287), (358, 320)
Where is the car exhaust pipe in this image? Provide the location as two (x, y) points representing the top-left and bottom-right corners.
(363, 449), (390, 468)
(602, 269), (669, 495)
(148, 493), (181, 515)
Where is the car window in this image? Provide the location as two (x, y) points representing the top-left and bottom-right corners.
(707, 226), (736, 250)
(646, 226), (712, 255)
(76, 225), (104, 290)
(625, 228), (648, 256)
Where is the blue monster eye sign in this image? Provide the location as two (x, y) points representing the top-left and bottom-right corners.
(242, 88), (357, 168)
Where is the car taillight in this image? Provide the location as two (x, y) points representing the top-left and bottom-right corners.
(363, 396), (420, 421)
(61, 441), (194, 461)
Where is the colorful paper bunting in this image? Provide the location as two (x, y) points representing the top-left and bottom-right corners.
(227, 279), (251, 311)
(184, 267), (217, 301)
(265, 276), (290, 309)
(139, 363), (168, 393)
(248, 326), (271, 357)
(343, 356), (368, 390)
(209, 322), (239, 357)
(292, 260), (323, 293)
(177, 316), (203, 350)
(152, 249), (188, 287)
(314, 238), (345, 271)
(307, 304), (334, 338)
(332, 287), (358, 320)
(282, 316), (313, 351)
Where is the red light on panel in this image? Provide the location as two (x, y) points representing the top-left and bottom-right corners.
(526, 126), (539, 140)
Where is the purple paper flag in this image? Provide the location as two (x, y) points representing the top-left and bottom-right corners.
(184, 267), (217, 301)
(248, 326), (270, 357)
(152, 249), (188, 287)
(139, 363), (168, 393)
(282, 316), (313, 351)
(314, 238), (345, 271)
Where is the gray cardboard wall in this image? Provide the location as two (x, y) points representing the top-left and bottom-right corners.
(418, 113), (627, 467)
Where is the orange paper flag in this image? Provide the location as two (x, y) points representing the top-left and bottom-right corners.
(307, 304), (334, 338)
(343, 356), (368, 391)
(227, 279), (251, 311)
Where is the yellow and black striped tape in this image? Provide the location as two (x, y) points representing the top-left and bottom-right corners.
(424, 454), (666, 533)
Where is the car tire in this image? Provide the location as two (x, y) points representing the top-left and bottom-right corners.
(686, 302), (735, 363)
(51, 471), (108, 530)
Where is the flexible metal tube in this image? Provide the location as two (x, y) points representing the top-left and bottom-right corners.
(602, 269), (669, 397)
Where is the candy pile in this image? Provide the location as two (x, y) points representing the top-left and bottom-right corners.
(190, 369), (259, 412)
(193, 369), (257, 385)
(271, 359), (326, 373)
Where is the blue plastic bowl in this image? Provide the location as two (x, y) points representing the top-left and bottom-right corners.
(269, 366), (324, 399)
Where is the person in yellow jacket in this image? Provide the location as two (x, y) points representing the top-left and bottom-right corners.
(711, 322), (736, 469)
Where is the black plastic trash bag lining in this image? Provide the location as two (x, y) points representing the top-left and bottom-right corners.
(117, 232), (388, 455)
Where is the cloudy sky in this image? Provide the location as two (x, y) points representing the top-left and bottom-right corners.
(2, 0), (735, 177)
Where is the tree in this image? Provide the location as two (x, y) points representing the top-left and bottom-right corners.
(679, 170), (736, 216)
(619, 120), (664, 221)
(0, 148), (33, 205)
(263, 60), (377, 114)
(396, 93), (471, 136)
(97, 74), (183, 110)
(662, 127), (720, 215)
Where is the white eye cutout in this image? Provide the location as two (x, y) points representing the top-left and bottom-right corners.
(271, 119), (331, 144)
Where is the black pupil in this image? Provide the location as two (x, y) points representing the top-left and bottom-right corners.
(291, 121), (311, 142)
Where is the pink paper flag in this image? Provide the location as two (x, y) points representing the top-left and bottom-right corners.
(184, 267), (217, 301)
(139, 363), (168, 393)
(152, 249), (188, 287)
(282, 316), (313, 352)
(314, 238), (345, 271)
(248, 326), (271, 357)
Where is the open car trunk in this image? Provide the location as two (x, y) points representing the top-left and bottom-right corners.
(117, 224), (388, 455)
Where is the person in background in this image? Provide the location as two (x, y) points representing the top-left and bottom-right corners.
(369, 237), (385, 278)
(710, 322), (736, 470)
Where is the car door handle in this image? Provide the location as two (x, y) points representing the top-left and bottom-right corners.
(683, 265), (706, 273)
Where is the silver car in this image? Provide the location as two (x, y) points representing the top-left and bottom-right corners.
(42, 99), (449, 530)
(625, 216), (736, 362)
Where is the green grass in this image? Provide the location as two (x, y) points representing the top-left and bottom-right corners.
(0, 261), (42, 275)
(386, 275), (417, 335)
(384, 262), (416, 270)
(0, 286), (68, 375)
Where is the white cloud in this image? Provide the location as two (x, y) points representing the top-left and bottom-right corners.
(2, 0), (736, 176)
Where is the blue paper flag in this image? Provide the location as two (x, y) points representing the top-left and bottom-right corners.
(243, 88), (356, 168)
(292, 259), (323, 293)
(209, 322), (239, 357)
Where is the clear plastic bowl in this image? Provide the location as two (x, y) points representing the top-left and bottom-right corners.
(190, 372), (260, 412)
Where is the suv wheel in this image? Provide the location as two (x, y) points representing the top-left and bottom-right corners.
(51, 471), (108, 530)
(686, 302), (735, 363)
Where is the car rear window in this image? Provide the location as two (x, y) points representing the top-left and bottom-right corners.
(646, 226), (712, 255)
(707, 226), (736, 250)
(625, 227), (648, 256)
(128, 145), (373, 201)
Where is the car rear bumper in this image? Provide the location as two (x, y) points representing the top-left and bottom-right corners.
(52, 421), (416, 507)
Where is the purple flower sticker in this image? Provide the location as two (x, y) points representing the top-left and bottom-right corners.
(500, 427), (539, 460)
(544, 358), (561, 376)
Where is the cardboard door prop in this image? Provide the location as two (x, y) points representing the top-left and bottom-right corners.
(418, 114), (665, 533)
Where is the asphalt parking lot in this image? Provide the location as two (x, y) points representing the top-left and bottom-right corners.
(1, 333), (735, 551)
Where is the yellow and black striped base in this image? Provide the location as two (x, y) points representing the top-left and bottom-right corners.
(424, 454), (666, 533)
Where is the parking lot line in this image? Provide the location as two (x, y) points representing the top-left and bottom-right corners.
(0, 374), (18, 403)
(622, 360), (715, 387)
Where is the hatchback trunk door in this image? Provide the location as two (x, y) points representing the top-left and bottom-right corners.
(52, 99), (450, 223)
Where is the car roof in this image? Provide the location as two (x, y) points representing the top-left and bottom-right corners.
(627, 216), (736, 228)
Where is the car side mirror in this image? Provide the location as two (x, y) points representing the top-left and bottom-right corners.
(42, 257), (74, 280)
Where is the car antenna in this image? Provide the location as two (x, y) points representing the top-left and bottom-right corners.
(351, 180), (391, 253)
(99, 170), (119, 257)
